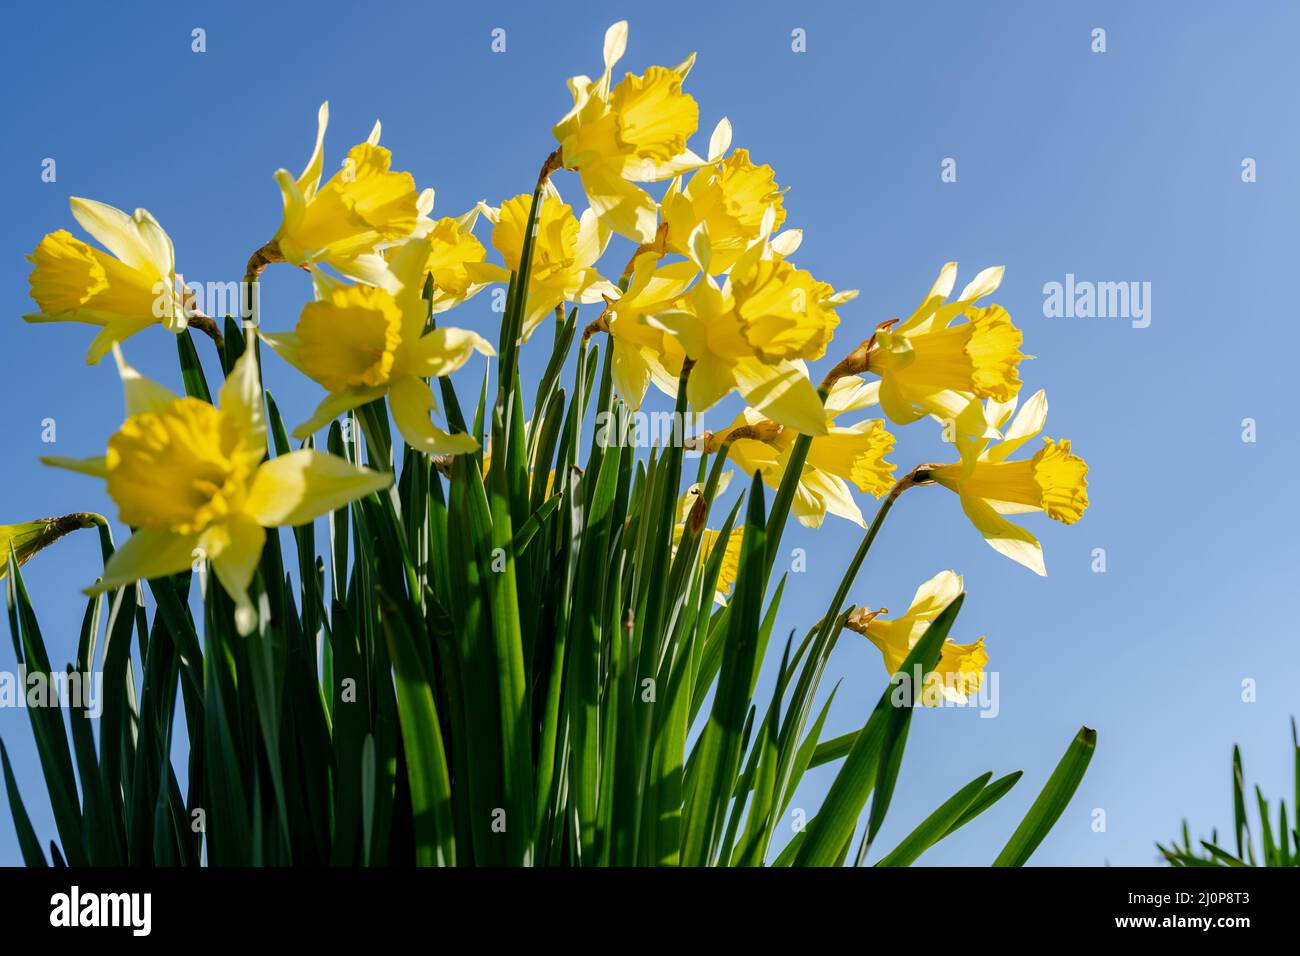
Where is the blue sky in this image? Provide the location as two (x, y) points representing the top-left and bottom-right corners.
(2, 0), (1297, 866)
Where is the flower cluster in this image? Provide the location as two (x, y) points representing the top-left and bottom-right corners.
(19, 21), (1088, 689)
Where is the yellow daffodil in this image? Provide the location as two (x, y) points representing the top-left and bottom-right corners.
(927, 389), (1088, 576)
(849, 570), (988, 705)
(42, 347), (391, 633)
(391, 205), (496, 315)
(672, 476), (741, 604)
(274, 102), (434, 291)
(640, 227), (829, 436)
(25, 197), (183, 364)
(552, 21), (724, 243)
(599, 243), (700, 410)
(262, 239), (494, 454)
(868, 262), (1027, 435)
(708, 377), (896, 528)
(0, 515), (102, 580)
(479, 188), (618, 341)
(727, 234), (858, 364)
(661, 141), (788, 273)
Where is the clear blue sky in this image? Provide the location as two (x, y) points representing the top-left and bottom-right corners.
(2, 0), (1297, 866)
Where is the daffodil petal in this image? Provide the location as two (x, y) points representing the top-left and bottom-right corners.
(388, 377), (479, 455)
(113, 344), (180, 416)
(85, 319), (155, 365)
(958, 494), (1046, 576)
(219, 349), (266, 449)
(410, 328), (495, 378)
(41, 455), (109, 478)
(68, 197), (158, 276)
(88, 528), (199, 593)
(245, 449), (392, 527)
(734, 360), (829, 437)
(292, 386), (387, 440)
(200, 514), (266, 614)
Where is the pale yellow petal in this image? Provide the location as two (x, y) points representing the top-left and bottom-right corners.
(245, 449), (392, 527)
(200, 514), (266, 621)
(388, 376), (479, 455)
(219, 348), (266, 449)
(113, 344), (180, 416)
(959, 494), (1046, 576)
(88, 528), (198, 593)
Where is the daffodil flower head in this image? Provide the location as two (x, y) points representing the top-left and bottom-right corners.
(850, 570), (988, 705)
(24, 198), (183, 364)
(709, 382), (896, 528)
(42, 346), (392, 634)
(868, 263), (1028, 435)
(662, 142), (787, 273)
(600, 240), (699, 410)
(552, 21), (725, 243)
(637, 225), (829, 435)
(262, 239), (494, 456)
(274, 102), (434, 291)
(480, 188), (617, 341)
(728, 240), (858, 365)
(928, 389), (1089, 576)
(393, 204), (497, 315)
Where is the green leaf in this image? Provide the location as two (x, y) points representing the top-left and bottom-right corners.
(378, 589), (455, 866)
(993, 726), (1096, 866)
(875, 772), (992, 867)
(1, 739), (48, 866)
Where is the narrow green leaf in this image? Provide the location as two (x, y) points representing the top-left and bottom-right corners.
(993, 726), (1096, 866)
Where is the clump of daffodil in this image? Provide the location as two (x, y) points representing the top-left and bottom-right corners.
(478, 187), (618, 342)
(42, 346), (391, 634)
(672, 476), (743, 605)
(0, 514), (104, 581)
(707, 377), (896, 528)
(394, 205), (497, 315)
(552, 20), (725, 243)
(272, 101), (434, 290)
(262, 239), (494, 454)
(862, 262), (1027, 436)
(661, 123), (790, 273)
(25, 197), (184, 364)
(926, 389), (1088, 576)
(634, 224), (830, 436)
(847, 570), (988, 705)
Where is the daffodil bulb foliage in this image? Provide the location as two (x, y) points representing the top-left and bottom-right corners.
(274, 101), (434, 292)
(848, 571), (988, 706)
(43, 346), (391, 634)
(928, 390), (1090, 576)
(25, 197), (184, 364)
(261, 239), (495, 455)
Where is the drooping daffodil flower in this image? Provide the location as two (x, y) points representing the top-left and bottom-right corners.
(25, 197), (184, 363)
